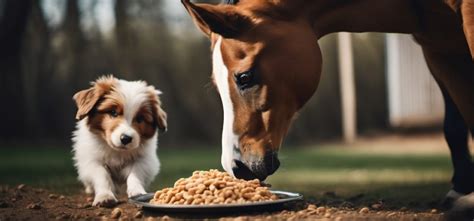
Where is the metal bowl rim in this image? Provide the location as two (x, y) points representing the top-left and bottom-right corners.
(129, 190), (303, 209)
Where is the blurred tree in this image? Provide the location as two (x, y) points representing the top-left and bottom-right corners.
(60, 0), (85, 87)
(45, 0), (88, 139)
(21, 0), (52, 138)
(114, 0), (134, 76)
(0, 0), (32, 141)
(0, 0), (392, 147)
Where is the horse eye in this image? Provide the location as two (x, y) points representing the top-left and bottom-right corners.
(239, 73), (252, 84)
(235, 70), (255, 90)
(108, 110), (118, 118)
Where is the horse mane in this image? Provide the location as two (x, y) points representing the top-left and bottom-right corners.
(224, 0), (239, 5)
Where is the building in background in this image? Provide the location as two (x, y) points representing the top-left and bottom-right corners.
(385, 34), (444, 127)
(335, 33), (444, 142)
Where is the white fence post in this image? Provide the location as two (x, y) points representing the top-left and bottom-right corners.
(337, 32), (357, 143)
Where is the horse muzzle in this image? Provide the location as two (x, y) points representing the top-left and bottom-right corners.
(232, 151), (280, 181)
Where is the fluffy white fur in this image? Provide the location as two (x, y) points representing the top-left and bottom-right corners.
(72, 79), (160, 207)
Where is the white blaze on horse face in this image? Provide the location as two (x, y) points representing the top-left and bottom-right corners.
(213, 37), (238, 177)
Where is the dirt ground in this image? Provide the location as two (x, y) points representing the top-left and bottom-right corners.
(0, 184), (455, 221)
(1, 134), (473, 220)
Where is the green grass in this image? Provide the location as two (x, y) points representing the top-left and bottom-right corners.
(0, 145), (453, 210)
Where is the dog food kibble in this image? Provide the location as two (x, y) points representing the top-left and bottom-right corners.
(150, 170), (278, 205)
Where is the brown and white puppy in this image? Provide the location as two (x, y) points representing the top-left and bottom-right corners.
(72, 76), (167, 207)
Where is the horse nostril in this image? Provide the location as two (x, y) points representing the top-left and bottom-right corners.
(232, 160), (258, 180)
(120, 134), (132, 145)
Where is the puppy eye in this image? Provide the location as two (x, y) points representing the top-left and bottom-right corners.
(108, 110), (118, 118)
(135, 115), (144, 123)
(235, 69), (257, 90)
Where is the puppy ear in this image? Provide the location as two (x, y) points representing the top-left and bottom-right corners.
(155, 106), (168, 133)
(73, 76), (116, 120)
(73, 88), (102, 120)
(150, 89), (167, 133)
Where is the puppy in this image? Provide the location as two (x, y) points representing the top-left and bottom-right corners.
(72, 76), (167, 207)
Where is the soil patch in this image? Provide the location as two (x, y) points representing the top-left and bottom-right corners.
(0, 184), (453, 220)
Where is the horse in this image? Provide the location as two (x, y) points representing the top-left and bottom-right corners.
(181, 0), (474, 209)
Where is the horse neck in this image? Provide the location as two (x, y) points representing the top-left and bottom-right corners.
(277, 0), (421, 38)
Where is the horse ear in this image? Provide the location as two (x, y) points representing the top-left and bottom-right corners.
(181, 0), (251, 38)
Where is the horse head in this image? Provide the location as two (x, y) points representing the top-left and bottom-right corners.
(182, 0), (322, 180)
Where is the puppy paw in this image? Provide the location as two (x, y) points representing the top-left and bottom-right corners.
(127, 186), (146, 198)
(92, 192), (118, 207)
(85, 186), (93, 195)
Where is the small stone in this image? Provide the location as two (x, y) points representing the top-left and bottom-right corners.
(323, 191), (336, 197)
(0, 201), (9, 208)
(12, 193), (22, 200)
(134, 211), (143, 218)
(35, 189), (45, 193)
(48, 194), (58, 199)
(86, 197), (94, 203)
(387, 212), (397, 217)
(161, 215), (170, 220)
(307, 204), (317, 210)
(110, 208), (123, 219)
(11, 198), (16, 202)
(371, 203), (382, 210)
(324, 213), (331, 218)
(17, 184), (26, 190)
(430, 208), (438, 214)
(316, 206), (326, 214)
(96, 211), (104, 216)
(26, 203), (41, 210)
(334, 217), (343, 221)
(400, 207), (408, 212)
(359, 207), (369, 214)
(55, 214), (70, 220)
(59, 195), (65, 200)
(340, 201), (354, 209)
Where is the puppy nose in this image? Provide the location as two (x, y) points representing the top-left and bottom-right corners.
(120, 134), (132, 145)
